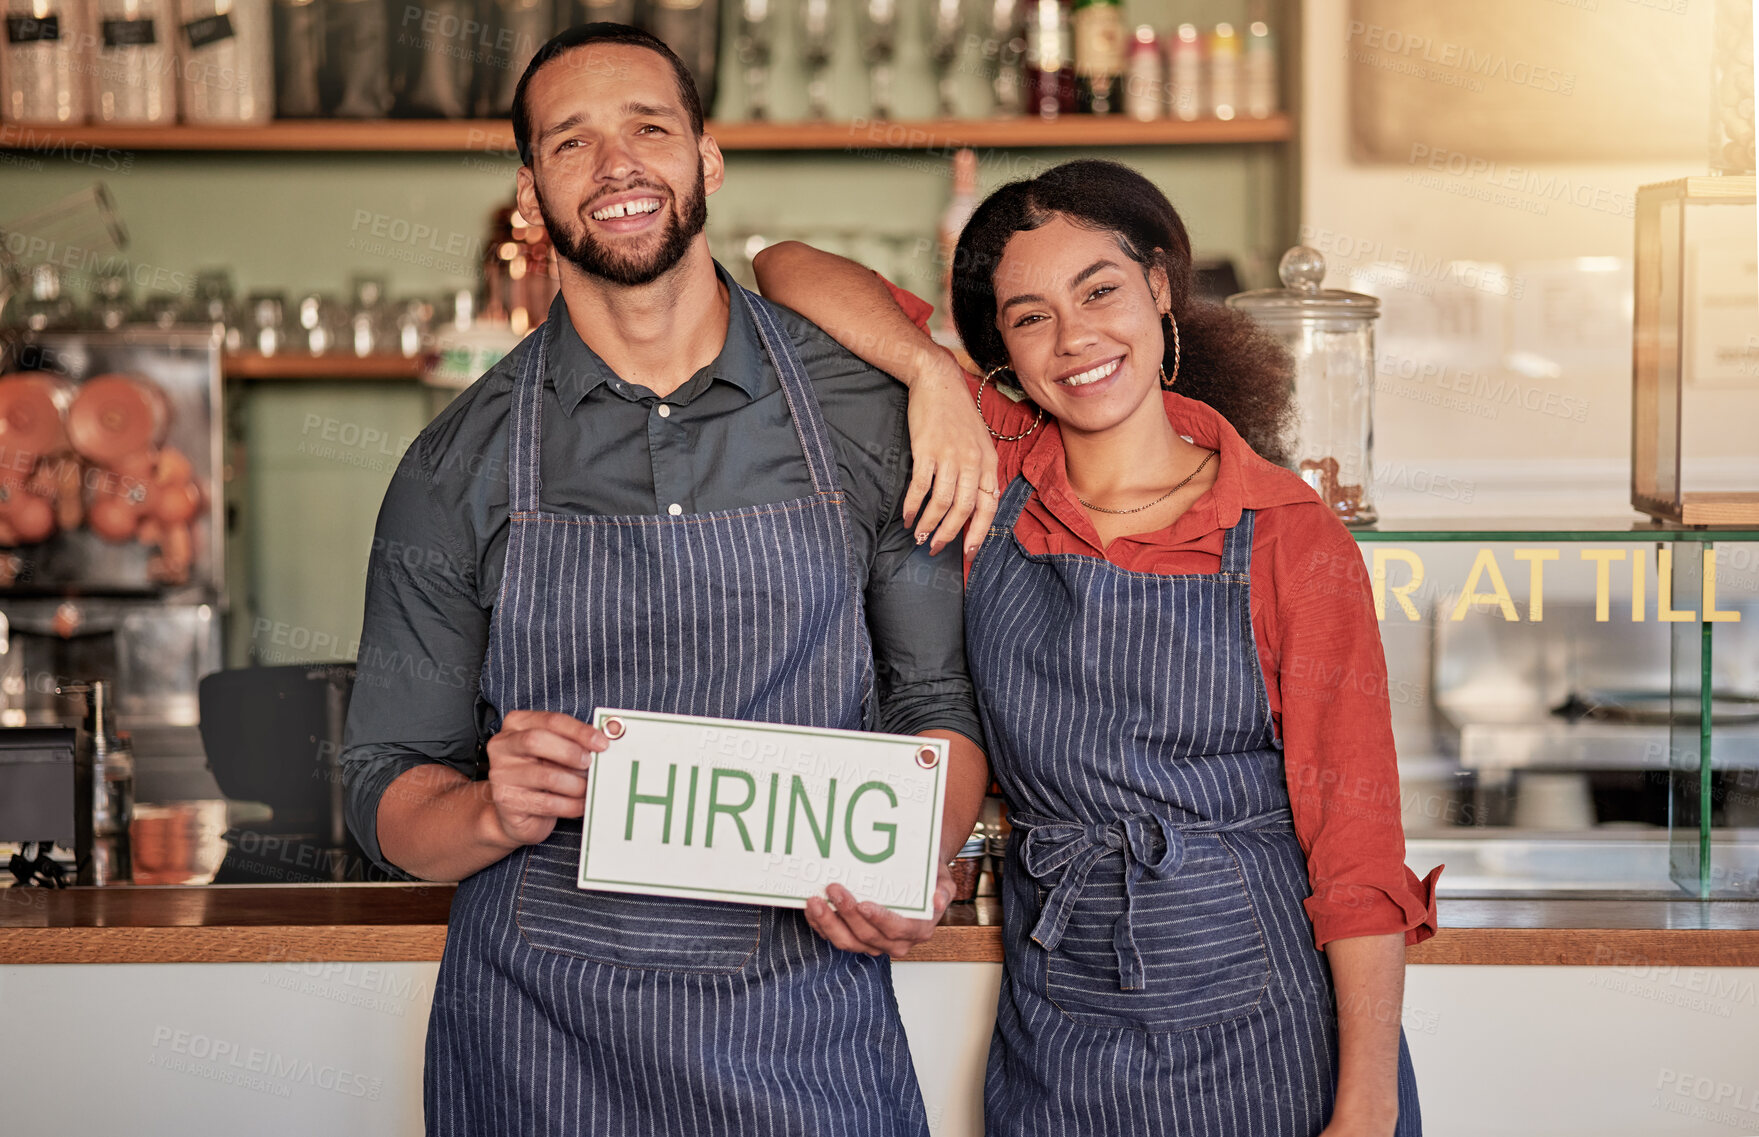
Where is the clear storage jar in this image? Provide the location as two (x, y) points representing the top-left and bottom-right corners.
(91, 0), (176, 123)
(1227, 246), (1382, 526)
(3, 0), (89, 123)
(174, 0), (272, 122)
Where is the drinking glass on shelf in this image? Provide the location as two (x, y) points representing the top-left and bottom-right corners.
(929, 0), (966, 118)
(89, 268), (134, 331)
(248, 292), (286, 356)
(188, 268), (242, 351)
(348, 274), (390, 357)
(395, 298), (435, 359)
(735, 0), (775, 122)
(295, 292), (342, 355)
(801, 0), (835, 120)
(859, 0), (899, 120)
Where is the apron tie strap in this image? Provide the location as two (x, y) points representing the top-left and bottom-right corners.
(1015, 807), (1294, 992)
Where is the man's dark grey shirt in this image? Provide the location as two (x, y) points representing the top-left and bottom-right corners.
(341, 268), (978, 870)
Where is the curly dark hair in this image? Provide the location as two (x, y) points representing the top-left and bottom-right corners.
(950, 159), (1295, 465)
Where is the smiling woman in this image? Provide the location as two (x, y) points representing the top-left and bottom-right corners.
(753, 158), (1442, 1137)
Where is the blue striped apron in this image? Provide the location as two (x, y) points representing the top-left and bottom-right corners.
(423, 290), (929, 1136)
(966, 478), (1422, 1136)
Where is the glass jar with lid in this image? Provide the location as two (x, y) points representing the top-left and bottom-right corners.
(1226, 246), (1382, 526)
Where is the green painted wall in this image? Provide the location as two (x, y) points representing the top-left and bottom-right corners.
(1, 0), (1289, 666)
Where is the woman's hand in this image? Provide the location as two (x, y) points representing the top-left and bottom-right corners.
(902, 365), (1000, 557)
(803, 871), (956, 958)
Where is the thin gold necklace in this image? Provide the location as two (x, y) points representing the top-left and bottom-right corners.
(1077, 449), (1217, 515)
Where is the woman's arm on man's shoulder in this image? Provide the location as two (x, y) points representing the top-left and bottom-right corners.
(754, 240), (998, 554)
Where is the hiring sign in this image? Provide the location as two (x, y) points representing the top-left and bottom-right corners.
(577, 709), (950, 919)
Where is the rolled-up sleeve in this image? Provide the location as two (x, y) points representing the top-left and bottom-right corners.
(863, 401), (984, 745)
(341, 441), (489, 874)
(1272, 510), (1441, 950)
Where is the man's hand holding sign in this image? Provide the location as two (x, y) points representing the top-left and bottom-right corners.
(434, 706), (977, 960)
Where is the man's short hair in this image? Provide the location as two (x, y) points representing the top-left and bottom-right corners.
(510, 22), (705, 167)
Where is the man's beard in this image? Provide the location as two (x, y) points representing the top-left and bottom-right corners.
(539, 162), (708, 287)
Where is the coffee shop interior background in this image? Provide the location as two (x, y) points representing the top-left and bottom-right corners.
(0, 0), (1747, 834)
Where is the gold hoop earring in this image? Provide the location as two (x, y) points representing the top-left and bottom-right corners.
(977, 364), (1045, 442)
(1161, 312), (1181, 390)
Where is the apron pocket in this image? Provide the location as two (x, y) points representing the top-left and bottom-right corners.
(514, 823), (762, 973)
(1040, 840), (1270, 1032)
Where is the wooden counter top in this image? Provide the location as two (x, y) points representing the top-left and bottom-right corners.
(4, 885), (1759, 967)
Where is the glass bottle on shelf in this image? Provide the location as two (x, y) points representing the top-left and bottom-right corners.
(1167, 22), (1201, 122)
(92, 0), (176, 124)
(248, 291), (286, 355)
(1071, 0), (1122, 115)
(1207, 22), (1239, 121)
(1022, 0), (1072, 120)
(1226, 246), (1383, 526)
(2, 0), (89, 123)
(1123, 24), (1159, 122)
(1243, 20), (1277, 120)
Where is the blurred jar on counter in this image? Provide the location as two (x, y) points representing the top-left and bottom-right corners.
(2, 0), (90, 123)
(91, 0), (177, 123)
(1227, 246), (1383, 526)
(175, 0), (275, 122)
(948, 833), (987, 903)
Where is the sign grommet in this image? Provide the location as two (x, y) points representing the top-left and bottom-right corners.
(915, 745), (939, 769)
(603, 716), (626, 740)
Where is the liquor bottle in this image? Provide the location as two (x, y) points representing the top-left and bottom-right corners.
(1123, 23), (1159, 122)
(1167, 22), (1201, 122)
(1208, 22), (1240, 121)
(935, 149), (979, 346)
(1071, 0), (1122, 115)
(1244, 20), (1278, 119)
(1022, 0), (1073, 120)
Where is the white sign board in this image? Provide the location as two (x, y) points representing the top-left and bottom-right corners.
(578, 708), (949, 919)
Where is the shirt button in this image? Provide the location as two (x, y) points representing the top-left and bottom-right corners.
(657, 404), (672, 418)
(667, 503), (683, 516)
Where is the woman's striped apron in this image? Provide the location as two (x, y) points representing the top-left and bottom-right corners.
(966, 478), (1422, 1136)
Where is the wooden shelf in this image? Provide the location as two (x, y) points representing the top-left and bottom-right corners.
(0, 114), (1291, 154)
(222, 353), (426, 381)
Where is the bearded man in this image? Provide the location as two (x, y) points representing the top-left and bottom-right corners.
(340, 22), (991, 1137)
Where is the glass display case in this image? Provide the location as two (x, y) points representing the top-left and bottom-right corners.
(1353, 518), (1759, 898)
